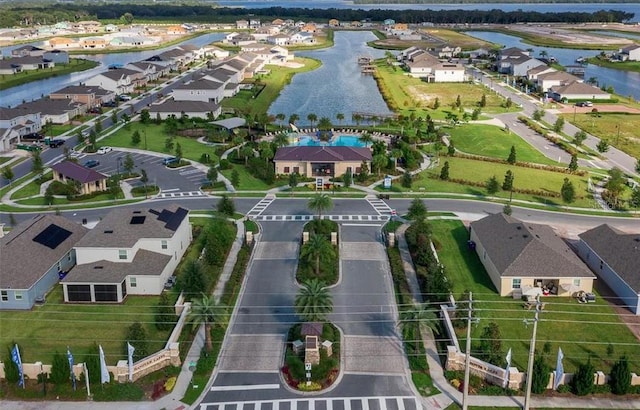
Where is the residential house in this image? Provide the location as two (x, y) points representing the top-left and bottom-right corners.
(268, 34), (290, 46)
(202, 45), (230, 59)
(249, 19), (262, 29)
(383, 19), (396, 26)
(550, 81), (611, 101)
(75, 21), (102, 33)
(85, 68), (139, 95)
(43, 50), (69, 64)
(289, 32), (315, 44)
(10, 56), (55, 71)
(272, 19), (285, 26)
(403, 50), (465, 82)
(526, 65), (556, 82)
(436, 46), (462, 59)
(61, 206), (192, 303)
(393, 23), (409, 31)
(11, 45), (45, 57)
(15, 98), (85, 124)
(302, 23), (317, 33)
(618, 44), (640, 61)
(166, 25), (188, 35)
(80, 37), (108, 49)
(126, 61), (161, 81)
(110, 35), (154, 47)
(432, 63), (466, 82)
(0, 214), (87, 310)
(105, 24), (119, 33)
(328, 19), (340, 27)
(499, 54), (545, 76)
(0, 60), (22, 75)
(228, 33), (255, 46)
(48, 37), (77, 49)
(50, 161), (108, 195)
(149, 99), (221, 120)
(0, 107), (42, 151)
(0, 128), (21, 152)
(536, 70), (581, 92)
(171, 78), (225, 103)
(274, 146), (372, 179)
(577, 225), (640, 314)
(469, 213), (595, 297)
(236, 20), (249, 30)
(50, 85), (110, 108)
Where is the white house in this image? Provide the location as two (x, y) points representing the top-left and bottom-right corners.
(149, 99), (221, 120)
(171, 78), (225, 103)
(536, 70), (581, 92)
(85, 68), (137, 95)
(290, 32), (315, 44)
(432, 63), (466, 82)
(0, 107), (42, 149)
(618, 44), (640, 61)
(550, 81), (611, 101)
(61, 206), (192, 303)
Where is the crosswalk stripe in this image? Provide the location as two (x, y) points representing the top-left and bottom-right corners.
(395, 398), (403, 410)
(362, 398), (369, 410)
(253, 215), (389, 222)
(309, 399), (315, 410)
(326, 399), (333, 410)
(344, 399), (351, 410)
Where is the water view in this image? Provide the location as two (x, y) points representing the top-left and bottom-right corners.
(466, 30), (640, 100)
(269, 31), (392, 125)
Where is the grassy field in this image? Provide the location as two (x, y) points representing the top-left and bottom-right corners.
(100, 122), (218, 163)
(431, 220), (640, 374)
(447, 124), (558, 165)
(486, 28), (625, 50)
(0, 286), (173, 363)
(566, 112), (640, 159)
(585, 57), (640, 73)
(220, 164), (288, 191)
(0, 59), (99, 91)
(422, 29), (493, 50)
(405, 156), (593, 208)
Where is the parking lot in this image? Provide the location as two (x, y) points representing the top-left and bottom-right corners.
(78, 149), (208, 197)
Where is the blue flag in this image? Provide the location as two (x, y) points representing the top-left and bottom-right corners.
(67, 347), (76, 391)
(11, 344), (25, 388)
(554, 348), (564, 390)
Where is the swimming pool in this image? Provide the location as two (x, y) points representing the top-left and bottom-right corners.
(288, 135), (365, 147)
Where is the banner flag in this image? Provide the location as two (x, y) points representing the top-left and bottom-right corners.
(11, 344), (25, 388)
(554, 348), (565, 390)
(99, 345), (110, 384)
(504, 348), (512, 388)
(67, 347), (76, 391)
(127, 342), (135, 382)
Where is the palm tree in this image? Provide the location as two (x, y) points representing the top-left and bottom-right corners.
(336, 113), (345, 126)
(301, 234), (335, 277)
(398, 304), (440, 356)
(258, 141), (273, 164)
(240, 144), (254, 165)
(359, 132), (373, 147)
(352, 113), (363, 127)
(372, 154), (388, 176)
(307, 113), (318, 128)
(273, 133), (289, 148)
(188, 293), (228, 352)
(391, 148), (403, 170)
(275, 113), (286, 128)
(308, 193), (333, 219)
(288, 113), (299, 127)
(295, 278), (333, 322)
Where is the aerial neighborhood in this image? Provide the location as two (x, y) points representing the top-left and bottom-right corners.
(0, 3), (640, 410)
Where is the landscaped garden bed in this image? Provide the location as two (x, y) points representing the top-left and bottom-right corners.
(296, 219), (339, 286)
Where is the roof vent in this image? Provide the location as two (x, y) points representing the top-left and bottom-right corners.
(104, 230), (113, 234)
(634, 238), (640, 242)
(133, 211), (142, 214)
(94, 266), (103, 269)
(523, 234), (529, 238)
(516, 226), (522, 230)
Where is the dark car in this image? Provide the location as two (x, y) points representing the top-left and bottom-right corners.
(48, 139), (65, 148)
(162, 156), (179, 166)
(83, 160), (100, 168)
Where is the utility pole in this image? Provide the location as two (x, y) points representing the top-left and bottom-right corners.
(524, 296), (542, 410)
(462, 292), (478, 410)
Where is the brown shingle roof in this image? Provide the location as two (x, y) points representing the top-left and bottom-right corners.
(274, 146), (372, 162)
(471, 213), (595, 279)
(579, 224), (640, 292)
(50, 160), (107, 184)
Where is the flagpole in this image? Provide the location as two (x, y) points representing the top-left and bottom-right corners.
(83, 362), (91, 399)
(524, 296), (542, 410)
(462, 292), (473, 410)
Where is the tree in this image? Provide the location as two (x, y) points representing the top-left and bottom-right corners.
(439, 161), (450, 180)
(275, 113), (286, 128)
(402, 170), (412, 188)
(507, 145), (517, 164)
(532, 109), (545, 121)
(288, 113), (299, 126)
(553, 117), (565, 133)
(572, 359), (595, 396)
(31, 149), (43, 175)
(123, 153), (135, 174)
(120, 12), (134, 25)
(155, 292), (175, 331)
(295, 278), (333, 322)
(217, 194), (235, 216)
(486, 176), (500, 194)
(49, 351), (70, 385)
(568, 154), (578, 172)
(479, 322), (503, 366)
(531, 355), (551, 394)
(433, 97), (440, 110)
(455, 94), (462, 108)
(336, 113), (344, 125)
(207, 166), (218, 185)
(631, 186), (640, 210)
(308, 193), (333, 219)
(124, 322), (148, 361)
(273, 133), (289, 148)
(343, 168), (352, 188)
(301, 233), (335, 277)
(179, 260), (208, 299)
(307, 113), (317, 128)
(502, 170), (514, 191)
(636, 158), (640, 174)
(231, 169), (239, 187)
(503, 203), (513, 215)
(561, 178), (576, 204)
(604, 167), (626, 200)
(94, 119), (102, 135)
(84, 343), (101, 384)
(407, 198), (427, 221)
(44, 186), (54, 205)
(573, 130), (587, 146)
(609, 356), (631, 395)
(357, 161), (369, 183)
(188, 293), (228, 352)
(140, 109), (150, 124)
(140, 169), (149, 198)
(164, 137), (174, 152)
(111, 110), (118, 125)
(288, 172), (299, 193)
(174, 143), (183, 160)
(88, 130), (97, 150)
(359, 132), (373, 147)
(479, 94), (486, 108)
(372, 154), (387, 176)
(447, 141), (455, 156)
(596, 139), (609, 153)
(1, 166), (14, 186)
(131, 130), (141, 146)
(399, 304), (440, 356)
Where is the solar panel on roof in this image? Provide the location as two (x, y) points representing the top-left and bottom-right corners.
(157, 210), (172, 222)
(33, 224), (73, 249)
(165, 207), (188, 231)
(130, 215), (146, 225)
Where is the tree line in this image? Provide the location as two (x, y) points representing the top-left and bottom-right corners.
(0, 5), (634, 27)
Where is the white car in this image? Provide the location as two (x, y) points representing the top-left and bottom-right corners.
(97, 146), (113, 154)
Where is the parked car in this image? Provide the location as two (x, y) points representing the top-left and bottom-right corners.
(83, 159), (100, 168)
(162, 156), (179, 166)
(23, 132), (44, 141)
(101, 101), (117, 108)
(118, 94), (132, 101)
(48, 139), (65, 148)
(89, 107), (102, 114)
(97, 146), (113, 154)
(576, 101), (593, 107)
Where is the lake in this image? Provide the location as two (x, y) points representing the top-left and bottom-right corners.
(268, 31), (392, 125)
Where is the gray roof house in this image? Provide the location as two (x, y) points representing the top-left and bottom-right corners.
(469, 213), (595, 297)
(0, 214), (87, 310)
(61, 206), (192, 303)
(577, 225), (640, 314)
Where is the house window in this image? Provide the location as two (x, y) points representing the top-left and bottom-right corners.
(161, 240), (168, 250)
(15, 291), (23, 301)
(130, 277), (137, 288)
(573, 279), (581, 287)
(119, 250), (127, 260)
(284, 167), (290, 173)
(293, 166), (300, 174)
(1, 291), (8, 302)
(355, 167), (361, 174)
(512, 278), (521, 289)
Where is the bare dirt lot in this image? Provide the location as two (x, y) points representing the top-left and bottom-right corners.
(504, 24), (633, 46)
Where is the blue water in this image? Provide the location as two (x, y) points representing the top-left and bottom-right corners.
(289, 134), (365, 147)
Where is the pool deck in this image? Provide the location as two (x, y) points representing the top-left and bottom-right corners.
(262, 129), (395, 146)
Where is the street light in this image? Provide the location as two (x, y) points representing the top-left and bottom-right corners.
(143, 130), (147, 151)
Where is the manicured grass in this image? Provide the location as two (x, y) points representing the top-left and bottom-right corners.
(221, 57), (321, 117)
(566, 112), (640, 159)
(10, 178), (45, 199)
(586, 57), (640, 72)
(431, 219), (640, 374)
(0, 286), (172, 363)
(406, 156), (593, 208)
(423, 29), (492, 50)
(15, 191), (121, 205)
(0, 59), (99, 90)
(220, 164), (274, 190)
(447, 124), (558, 165)
(100, 122), (219, 163)
(485, 28), (625, 50)
(0, 157), (12, 165)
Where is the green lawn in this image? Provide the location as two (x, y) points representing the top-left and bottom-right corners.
(566, 112), (640, 159)
(0, 59), (99, 91)
(431, 220), (640, 374)
(10, 178), (44, 199)
(0, 286), (172, 363)
(447, 124), (558, 165)
(100, 122), (218, 163)
(404, 156), (593, 208)
(220, 164), (278, 190)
